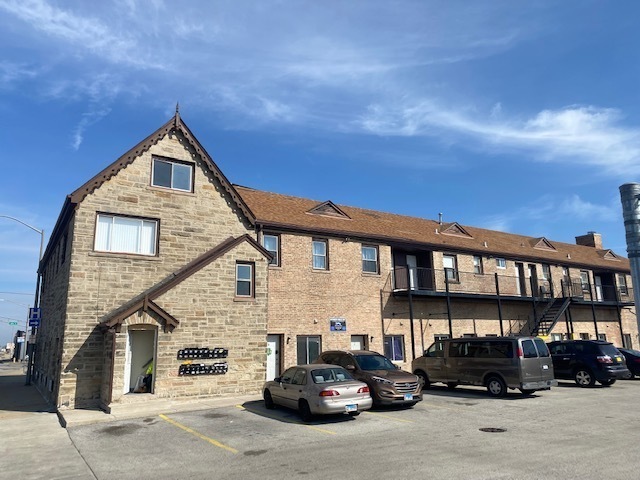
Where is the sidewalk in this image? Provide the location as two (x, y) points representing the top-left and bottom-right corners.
(0, 357), (96, 479)
(0, 355), (262, 478)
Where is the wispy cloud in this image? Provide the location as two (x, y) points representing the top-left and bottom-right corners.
(480, 194), (619, 235)
(358, 102), (640, 177)
(0, 61), (38, 87)
(0, 0), (165, 69)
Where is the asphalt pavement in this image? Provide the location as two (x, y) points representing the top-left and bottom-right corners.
(0, 354), (261, 480)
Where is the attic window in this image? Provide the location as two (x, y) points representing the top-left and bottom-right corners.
(441, 223), (472, 238)
(533, 238), (557, 251)
(152, 156), (193, 192)
(307, 201), (351, 219)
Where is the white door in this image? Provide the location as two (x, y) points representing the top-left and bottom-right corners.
(266, 335), (280, 381)
(123, 330), (132, 394)
(351, 335), (366, 350)
(595, 276), (603, 301)
(406, 255), (417, 290)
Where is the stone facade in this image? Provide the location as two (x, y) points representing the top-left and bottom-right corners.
(35, 122), (268, 409)
(34, 115), (638, 411)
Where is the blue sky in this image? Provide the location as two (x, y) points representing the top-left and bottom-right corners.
(1, 1), (640, 345)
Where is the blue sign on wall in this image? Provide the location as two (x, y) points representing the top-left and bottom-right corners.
(330, 318), (347, 332)
(28, 308), (41, 327)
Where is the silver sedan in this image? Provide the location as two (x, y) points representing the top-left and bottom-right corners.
(263, 364), (373, 421)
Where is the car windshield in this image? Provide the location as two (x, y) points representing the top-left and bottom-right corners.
(354, 354), (396, 370)
(311, 368), (353, 384)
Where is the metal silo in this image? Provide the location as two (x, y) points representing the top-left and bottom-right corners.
(619, 183), (640, 339)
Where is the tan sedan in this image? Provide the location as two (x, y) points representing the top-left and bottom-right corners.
(263, 364), (373, 421)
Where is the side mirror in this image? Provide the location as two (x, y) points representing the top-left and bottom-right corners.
(273, 377), (281, 383)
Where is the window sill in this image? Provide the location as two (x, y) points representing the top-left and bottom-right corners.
(233, 297), (256, 303)
(312, 268), (331, 274)
(361, 272), (380, 277)
(88, 251), (161, 261)
(147, 185), (196, 197)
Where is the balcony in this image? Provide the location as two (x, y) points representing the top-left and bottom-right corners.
(389, 266), (633, 305)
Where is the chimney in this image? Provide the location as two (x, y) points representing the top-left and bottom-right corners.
(575, 231), (602, 249)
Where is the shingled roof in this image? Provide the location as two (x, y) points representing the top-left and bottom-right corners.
(235, 185), (630, 272)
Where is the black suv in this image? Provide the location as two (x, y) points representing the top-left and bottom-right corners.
(547, 340), (630, 387)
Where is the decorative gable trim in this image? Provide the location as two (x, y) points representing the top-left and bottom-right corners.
(100, 234), (269, 333)
(533, 237), (557, 251)
(69, 113), (255, 220)
(307, 201), (351, 219)
(441, 222), (472, 238)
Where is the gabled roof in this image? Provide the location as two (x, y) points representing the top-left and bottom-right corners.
(533, 237), (557, 251)
(441, 222), (472, 238)
(235, 186), (630, 272)
(100, 234), (269, 332)
(41, 113), (256, 269)
(307, 201), (351, 219)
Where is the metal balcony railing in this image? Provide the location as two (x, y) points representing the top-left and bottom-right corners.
(391, 266), (632, 303)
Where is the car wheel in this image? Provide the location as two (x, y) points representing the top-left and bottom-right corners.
(599, 379), (616, 386)
(519, 389), (536, 396)
(299, 400), (313, 422)
(574, 369), (595, 387)
(622, 370), (634, 380)
(486, 376), (507, 397)
(415, 370), (430, 390)
(263, 390), (275, 409)
(446, 382), (458, 389)
(347, 411), (360, 417)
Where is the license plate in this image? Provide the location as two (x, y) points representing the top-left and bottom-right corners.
(404, 393), (413, 401)
(345, 404), (357, 412)
(542, 365), (549, 370)
(615, 357), (622, 363)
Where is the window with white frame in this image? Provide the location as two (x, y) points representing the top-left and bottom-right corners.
(383, 335), (405, 361)
(443, 254), (458, 281)
(473, 255), (483, 274)
(95, 214), (157, 256)
(235, 262), (254, 297)
(151, 156), (193, 192)
(580, 271), (590, 292)
(362, 245), (379, 274)
(496, 258), (506, 269)
(312, 239), (328, 270)
(262, 234), (279, 266)
(617, 273), (628, 295)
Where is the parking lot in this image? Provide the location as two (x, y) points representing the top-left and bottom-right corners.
(67, 379), (640, 480)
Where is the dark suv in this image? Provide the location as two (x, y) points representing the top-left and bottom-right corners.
(314, 350), (422, 406)
(547, 340), (630, 387)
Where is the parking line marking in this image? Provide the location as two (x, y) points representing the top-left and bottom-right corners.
(363, 411), (415, 423)
(159, 414), (239, 454)
(236, 405), (337, 435)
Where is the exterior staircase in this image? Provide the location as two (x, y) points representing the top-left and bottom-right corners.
(530, 297), (571, 336)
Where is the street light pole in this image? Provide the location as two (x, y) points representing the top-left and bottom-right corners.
(0, 215), (44, 385)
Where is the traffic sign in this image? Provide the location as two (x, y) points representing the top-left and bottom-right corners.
(28, 307), (41, 328)
(8, 321), (17, 325)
